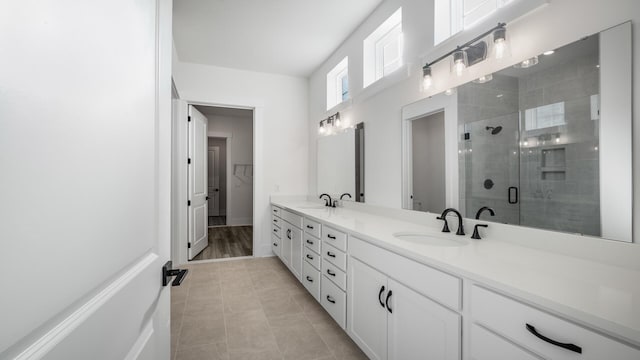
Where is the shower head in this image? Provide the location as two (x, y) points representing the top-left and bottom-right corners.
(486, 126), (503, 135)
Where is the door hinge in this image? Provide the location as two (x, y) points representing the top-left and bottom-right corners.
(187, 200), (191, 206)
(188, 242), (191, 249)
(188, 158), (191, 164)
(188, 115), (191, 122)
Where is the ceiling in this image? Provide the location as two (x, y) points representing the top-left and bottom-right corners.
(194, 105), (253, 118)
(173, 0), (384, 77)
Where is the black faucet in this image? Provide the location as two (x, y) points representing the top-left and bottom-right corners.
(437, 208), (465, 236)
(340, 193), (352, 200)
(471, 224), (488, 240)
(319, 193), (333, 207)
(475, 206), (495, 220)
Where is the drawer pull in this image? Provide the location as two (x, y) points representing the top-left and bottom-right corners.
(273, 229), (278, 233)
(273, 243), (278, 246)
(326, 269), (336, 276)
(273, 219), (278, 222)
(378, 286), (386, 308)
(525, 324), (582, 354)
(273, 209), (277, 212)
(327, 251), (336, 258)
(326, 295), (336, 304)
(385, 290), (393, 313)
(286, 229), (292, 239)
(306, 254), (314, 260)
(306, 276), (313, 282)
(306, 225), (314, 229)
(327, 234), (336, 239)
(306, 239), (314, 245)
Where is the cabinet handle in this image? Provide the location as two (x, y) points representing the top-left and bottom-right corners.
(306, 225), (314, 229)
(326, 295), (336, 304)
(385, 290), (393, 313)
(273, 219), (278, 223)
(326, 269), (336, 276)
(326, 251), (336, 258)
(306, 276), (313, 282)
(273, 229), (277, 232)
(273, 209), (277, 213)
(273, 243), (278, 247)
(525, 324), (582, 354)
(378, 286), (386, 308)
(327, 234), (336, 239)
(306, 254), (314, 260)
(306, 239), (314, 245)
(287, 229), (291, 239)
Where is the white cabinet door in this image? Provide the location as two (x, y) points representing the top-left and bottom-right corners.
(348, 258), (388, 360)
(0, 0), (173, 358)
(387, 279), (461, 360)
(281, 225), (292, 266)
(188, 105), (209, 260)
(290, 226), (303, 280)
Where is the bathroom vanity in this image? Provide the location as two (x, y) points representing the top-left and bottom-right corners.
(271, 198), (640, 360)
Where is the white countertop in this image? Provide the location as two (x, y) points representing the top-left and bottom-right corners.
(272, 199), (640, 347)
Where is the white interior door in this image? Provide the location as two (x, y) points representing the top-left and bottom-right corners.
(208, 146), (221, 217)
(0, 0), (174, 359)
(188, 105), (209, 259)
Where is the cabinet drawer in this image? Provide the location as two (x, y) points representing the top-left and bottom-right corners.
(322, 225), (347, 251)
(303, 233), (321, 254)
(271, 205), (281, 217)
(271, 215), (281, 228)
(271, 234), (281, 257)
(323, 242), (346, 271)
(281, 209), (303, 229)
(271, 224), (281, 238)
(303, 246), (321, 270)
(302, 261), (320, 301)
(471, 285), (640, 360)
(303, 217), (321, 238)
(349, 237), (461, 310)
(321, 275), (346, 329)
(471, 324), (542, 360)
(322, 260), (346, 291)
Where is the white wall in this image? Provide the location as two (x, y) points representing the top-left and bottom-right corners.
(206, 114), (253, 225)
(208, 137), (227, 215)
(173, 62), (309, 257)
(308, 0), (640, 241)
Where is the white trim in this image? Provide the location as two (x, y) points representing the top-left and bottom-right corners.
(208, 131), (233, 138)
(123, 320), (154, 360)
(401, 93), (459, 211)
(15, 253), (158, 360)
(173, 99), (260, 265)
(208, 134), (232, 223)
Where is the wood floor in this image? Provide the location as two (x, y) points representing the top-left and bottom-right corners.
(170, 257), (367, 360)
(192, 226), (253, 261)
(208, 216), (226, 226)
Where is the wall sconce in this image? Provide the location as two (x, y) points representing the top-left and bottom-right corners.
(422, 23), (507, 91)
(318, 112), (341, 135)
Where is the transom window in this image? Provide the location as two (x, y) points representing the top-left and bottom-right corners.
(434, 0), (514, 45)
(326, 57), (349, 110)
(363, 8), (403, 88)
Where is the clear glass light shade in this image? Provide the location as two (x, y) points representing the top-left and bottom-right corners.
(451, 50), (467, 77)
(492, 27), (509, 60)
(515, 56), (539, 69)
(318, 125), (325, 134)
(422, 66), (432, 90)
(473, 74), (493, 84)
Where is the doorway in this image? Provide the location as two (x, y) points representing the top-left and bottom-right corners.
(189, 105), (254, 261)
(410, 111), (446, 213)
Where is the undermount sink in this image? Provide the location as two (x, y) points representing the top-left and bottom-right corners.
(297, 205), (327, 209)
(393, 232), (470, 247)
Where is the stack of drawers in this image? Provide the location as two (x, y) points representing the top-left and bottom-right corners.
(301, 218), (322, 301)
(320, 225), (348, 329)
(271, 206), (282, 257)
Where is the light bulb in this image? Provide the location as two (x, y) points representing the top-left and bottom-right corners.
(473, 74), (493, 84)
(444, 88), (456, 96)
(422, 66), (432, 90)
(454, 59), (465, 77)
(494, 38), (505, 60)
(319, 126), (325, 134)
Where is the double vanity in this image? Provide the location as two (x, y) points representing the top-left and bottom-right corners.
(270, 197), (640, 360)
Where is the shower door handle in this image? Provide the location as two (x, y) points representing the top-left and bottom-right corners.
(508, 187), (519, 204)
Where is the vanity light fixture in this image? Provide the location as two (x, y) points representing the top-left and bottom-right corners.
(318, 112), (342, 135)
(421, 23), (506, 91)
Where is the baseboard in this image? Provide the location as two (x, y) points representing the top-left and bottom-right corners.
(227, 217), (252, 226)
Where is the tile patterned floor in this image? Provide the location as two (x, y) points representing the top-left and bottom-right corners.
(171, 257), (368, 360)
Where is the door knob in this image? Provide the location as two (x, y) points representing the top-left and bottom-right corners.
(162, 261), (188, 287)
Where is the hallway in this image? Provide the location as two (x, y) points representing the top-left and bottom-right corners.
(170, 257), (366, 360)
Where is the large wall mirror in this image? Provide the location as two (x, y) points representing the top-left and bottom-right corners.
(402, 22), (632, 242)
(317, 123), (365, 202)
